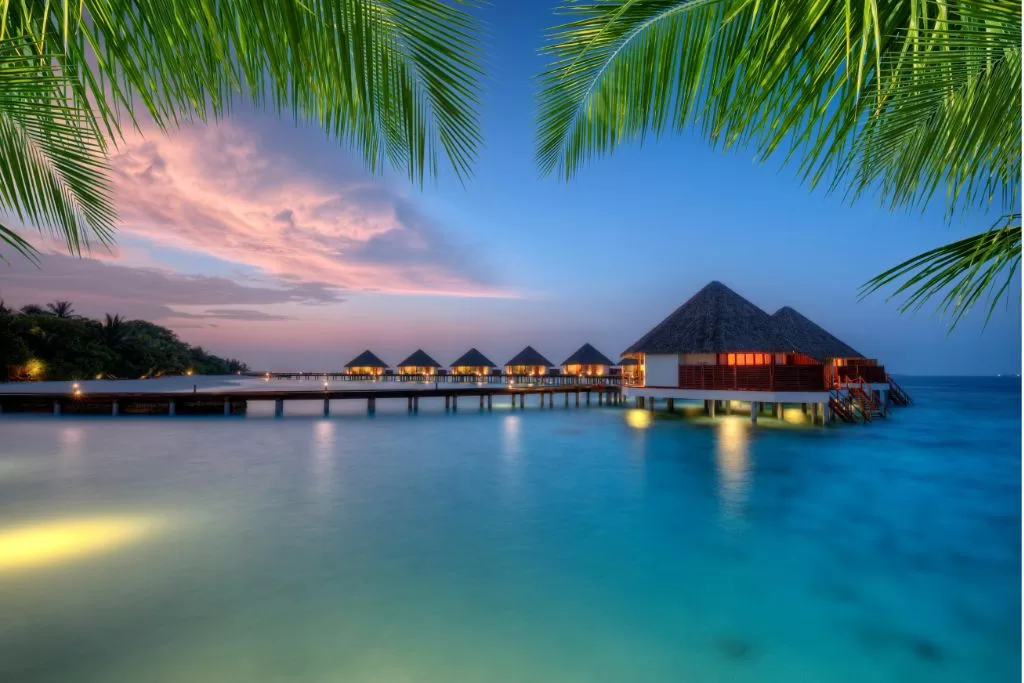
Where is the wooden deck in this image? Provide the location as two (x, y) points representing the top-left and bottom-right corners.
(0, 384), (623, 417)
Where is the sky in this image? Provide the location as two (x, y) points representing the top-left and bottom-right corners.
(0, 1), (1020, 375)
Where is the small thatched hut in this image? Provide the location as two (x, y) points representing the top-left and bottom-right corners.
(504, 346), (553, 376)
(561, 343), (615, 376)
(396, 349), (443, 376)
(450, 348), (497, 376)
(344, 350), (389, 376)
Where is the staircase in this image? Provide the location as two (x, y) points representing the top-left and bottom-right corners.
(848, 380), (884, 421)
(887, 375), (913, 406)
(828, 390), (857, 424)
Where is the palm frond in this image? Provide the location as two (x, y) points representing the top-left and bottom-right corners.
(860, 214), (1021, 328)
(538, 0), (1018, 212)
(1, 0), (485, 185)
(0, 36), (115, 257)
(537, 0), (1021, 329)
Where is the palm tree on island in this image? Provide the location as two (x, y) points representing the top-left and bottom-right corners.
(537, 0), (1020, 327)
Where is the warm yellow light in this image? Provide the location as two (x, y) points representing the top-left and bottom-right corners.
(73, 388), (82, 397)
(95, 374), (103, 380)
(185, 369), (194, 376)
(626, 409), (653, 429)
(783, 408), (808, 424)
(23, 358), (45, 380)
(0, 515), (165, 573)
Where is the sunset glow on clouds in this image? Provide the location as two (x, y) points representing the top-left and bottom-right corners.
(108, 122), (509, 298)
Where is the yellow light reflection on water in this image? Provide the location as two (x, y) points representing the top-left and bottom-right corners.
(625, 409), (653, 429)
(0, 515), (164, 573)
(715, 418), (751, 522)
(782, 407), (809, 424)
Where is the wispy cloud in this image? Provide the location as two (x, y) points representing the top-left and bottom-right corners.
(0, 252), (335, 322)
(108, 122), (510, 297)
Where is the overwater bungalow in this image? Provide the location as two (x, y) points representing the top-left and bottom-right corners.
(621, 281), (835, 422)
(344, 350), (389, 376)
(561, 343), (615, 376)
(397, 349), (443, 376)
(618, 357), (641, 384)
(770, 306), (905, 405)
(504, 346), (553, 377)
(450, 348), (497, 376)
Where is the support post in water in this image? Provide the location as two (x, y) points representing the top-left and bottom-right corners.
(53, 401), (61, 416)
(452, 395), (458, 412)
(367, 397), (375, 414)
(487, 395), (492, 410)
(666, 398), (674, 412)
(169, 399), (176, 416)
(751, 402), (759, 425)
(275, 399), (284, 418)
(223, 399), (231, 416)
(112, 400), (119, 416)
(323, 398), (330, 417)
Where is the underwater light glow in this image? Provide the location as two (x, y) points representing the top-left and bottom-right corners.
(0, 515), (165, 573)
(625, 409), (653, 429)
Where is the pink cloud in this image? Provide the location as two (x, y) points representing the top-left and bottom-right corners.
(108, 122), (511, 297)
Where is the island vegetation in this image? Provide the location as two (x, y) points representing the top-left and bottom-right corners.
(0, 301), (248, 381)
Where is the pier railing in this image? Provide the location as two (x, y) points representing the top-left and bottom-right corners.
(678, 364), (826, 392)
(252, 372), (621, 387)
(837, 365), (887, 384)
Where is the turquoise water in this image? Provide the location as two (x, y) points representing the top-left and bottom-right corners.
(0, 377), (1019, 682)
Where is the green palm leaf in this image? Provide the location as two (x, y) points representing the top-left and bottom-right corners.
(0, 36), (114, 259)
(537, 0), (1021, 328)
(0, 0), (484, 258)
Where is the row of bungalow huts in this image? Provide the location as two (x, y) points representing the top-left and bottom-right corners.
(619, 281), (911, 422)
(342, 343), (620, 378)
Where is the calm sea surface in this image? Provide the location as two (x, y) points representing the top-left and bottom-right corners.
(0, 377), (1019, 682)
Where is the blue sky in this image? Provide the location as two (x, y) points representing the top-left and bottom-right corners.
(0, 0), (1019, 375)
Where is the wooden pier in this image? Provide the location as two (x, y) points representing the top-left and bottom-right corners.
(0, 384), (623, 417)
(247, 371), (621, 386)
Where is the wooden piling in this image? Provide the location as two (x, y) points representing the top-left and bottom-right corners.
(224, 399), (231, 416)
(274, 399), (284, 417)
(323, 398), (330, 417)
(169, 399), (176, 416)
(112, 400), (119, 416)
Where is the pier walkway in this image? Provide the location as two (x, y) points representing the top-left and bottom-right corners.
(0, 383), (622, 417)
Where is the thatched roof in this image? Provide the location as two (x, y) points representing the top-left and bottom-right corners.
(624, 281), (786, 354)
(345, 350), (388, 368)
(450, 348), (496, 368)
(397, 349), (442, 368)
(505, 346), (553, 368)
(771, 306), (863, 361)
(618, 357), (639, 366)
(562, 343), (614, 367)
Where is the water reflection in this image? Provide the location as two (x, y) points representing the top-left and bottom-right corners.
(625, 409), (653, 430)
(715, 418), (751, 524)
(0, 515), (165, 573)
(311, 420), (336, 508)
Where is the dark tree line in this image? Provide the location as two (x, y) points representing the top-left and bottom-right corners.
(0, 301), (248, 381)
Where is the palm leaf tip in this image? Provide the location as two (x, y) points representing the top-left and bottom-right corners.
(860, 214), (1022, 329)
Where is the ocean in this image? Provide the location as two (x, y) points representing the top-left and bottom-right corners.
(0, 376), (1019, 682)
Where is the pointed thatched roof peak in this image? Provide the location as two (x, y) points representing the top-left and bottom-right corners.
(345, 350), (388, 368)
(771, 306), (862, 361)
(397, 349), (442, 368)
(505, 345), (553, 368)
(562, 343), (614, 367)
(450, 348), (496, 368)
(624, 280), (785, 354)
